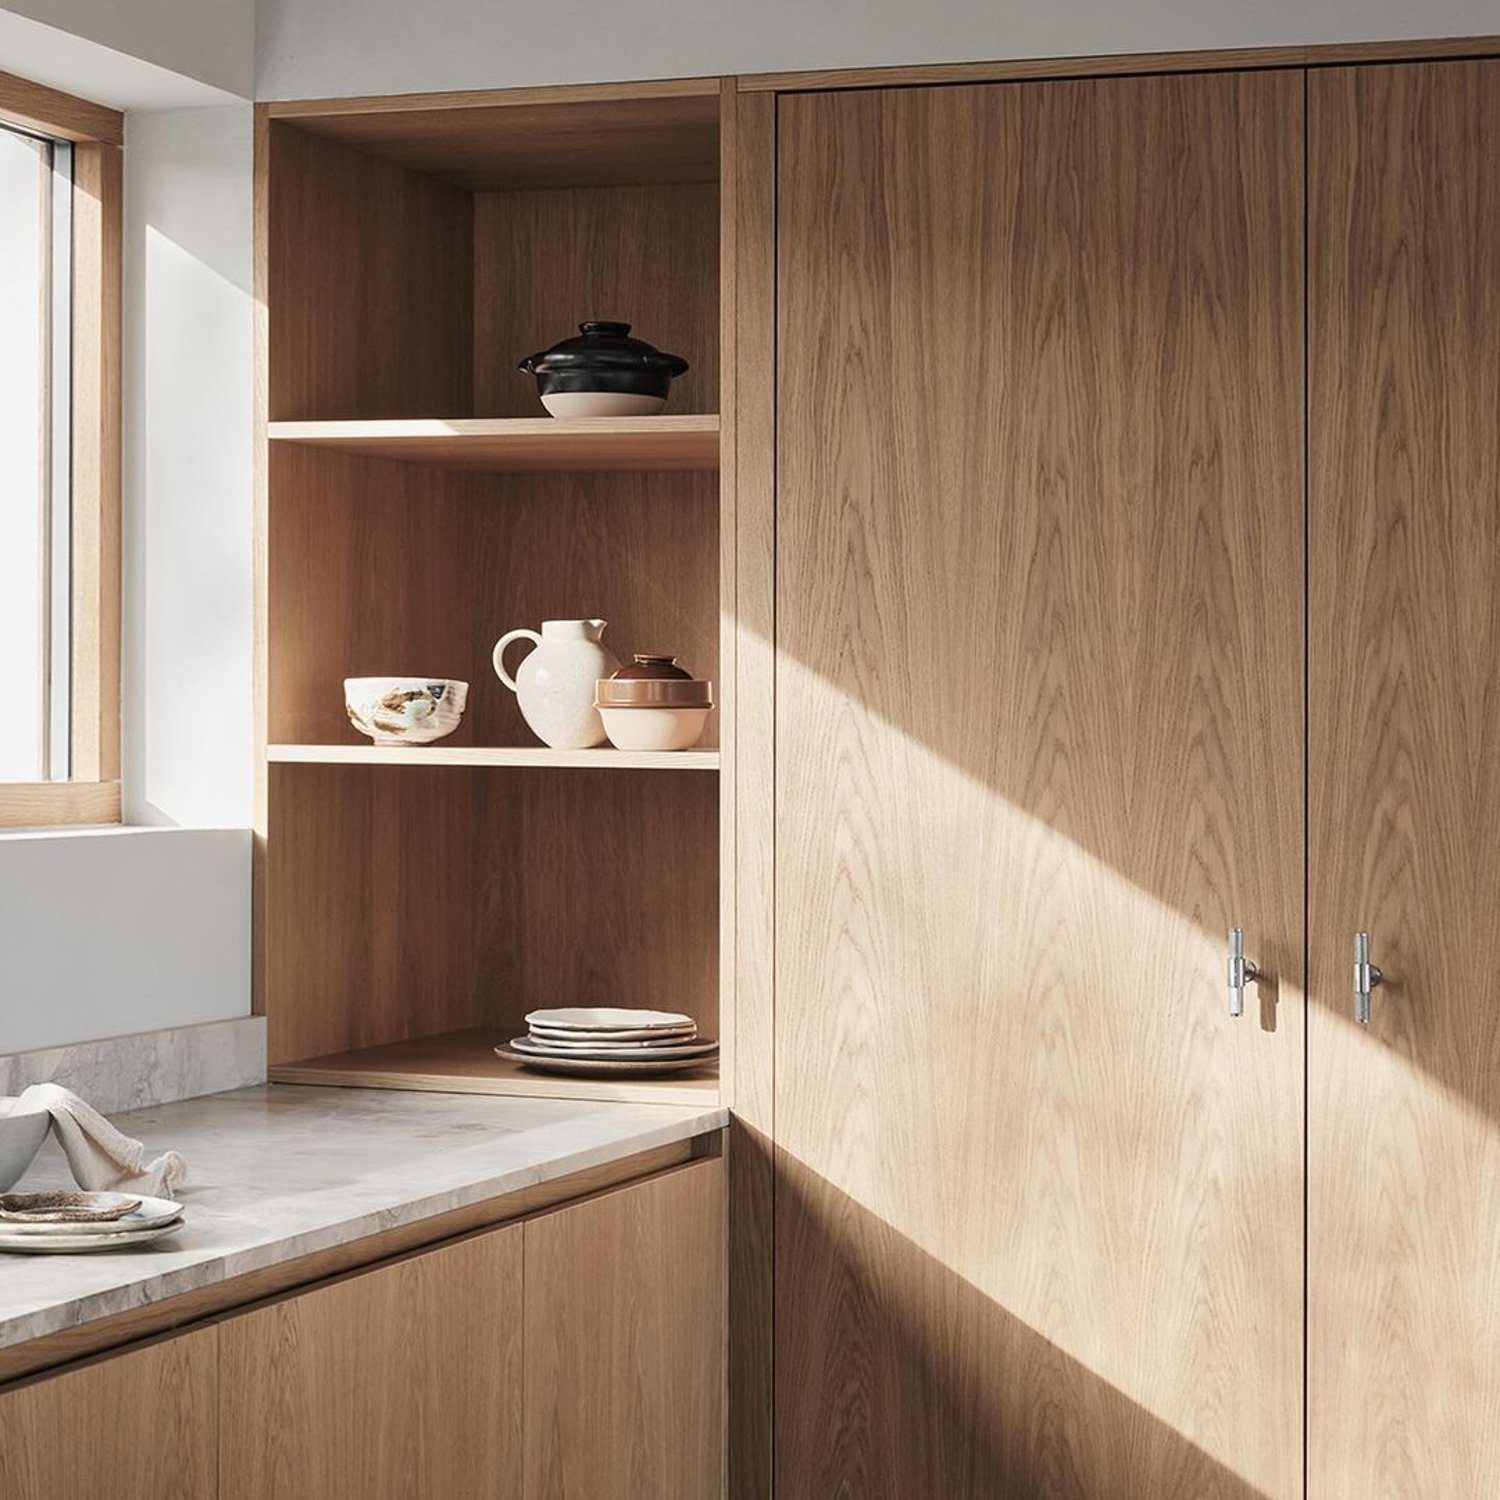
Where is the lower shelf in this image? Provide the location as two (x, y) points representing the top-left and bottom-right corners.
(268, 1028), (721, 1107)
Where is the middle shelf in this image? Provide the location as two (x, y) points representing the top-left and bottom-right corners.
(268, 744), (719, 770)
(268, 415), (720, 473)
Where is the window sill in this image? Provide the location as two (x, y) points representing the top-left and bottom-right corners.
(0, 780), (121, 829)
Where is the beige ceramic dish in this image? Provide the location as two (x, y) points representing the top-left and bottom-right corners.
(345, 677), (468, 745)
(596, 654), (713, 752)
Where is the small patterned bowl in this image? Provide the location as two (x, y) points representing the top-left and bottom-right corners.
(344, 677), (468, 746)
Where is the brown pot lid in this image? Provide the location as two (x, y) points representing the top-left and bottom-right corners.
(596, 677), (714, 709)
(611, 653), (697, 681)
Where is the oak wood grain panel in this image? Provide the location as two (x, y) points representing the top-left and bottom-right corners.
(1308, 58), (1500, 1498)
(267, 743), (719, 769)
(776, 72), (1304, 1498)
(741, 33), (1500, 91)
(267, 121), (473, 420)
(268, 764), (719, 1064)
(0, 779), (119, 827)
(0, 67), (122, 143)
(269, 77), (719, 118)
(69, 142), (121, 785)
(220, 1224), (523, 1500)
(524, 1158), (726, 1499)
(726, 83), (777, 1500)
(0, 1328), (216, 1500)
(474, 182), (719, 418)
(269, 1029), (720, 1103)
(0, 1140), (698, 1386)
(268, 445), (717, 748)
(266, 762), (485, 1063)
(268, 415), (720, 471)
(285, 92), (718, 192)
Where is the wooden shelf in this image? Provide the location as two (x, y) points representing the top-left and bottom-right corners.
(268, 416), (720, 473)
(269, 1029), (721, 1107)
(268, 744), (719, 770)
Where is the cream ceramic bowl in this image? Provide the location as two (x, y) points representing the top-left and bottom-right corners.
(0, 1110), (50, 1191)
(345, 677), (468, 746)
(598, 704), (711, 752)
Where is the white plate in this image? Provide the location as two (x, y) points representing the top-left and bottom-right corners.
(511, 1035), (719, 1061)
(0, 1219), (184, 1254)
(496, 1045), (713, 1078)
(525, 1007), (693, 1033)
(0, 1194), (184, 1237)
(525, 1026), (699, 1050)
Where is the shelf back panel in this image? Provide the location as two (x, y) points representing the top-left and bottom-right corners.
(475, 181), (720, 418)
(268, 445), (719, 748)
(268, 121), (475, 421)
(268, 763), (719, 1064)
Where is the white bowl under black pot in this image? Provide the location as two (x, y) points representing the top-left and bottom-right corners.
(518, 321), (689, 418)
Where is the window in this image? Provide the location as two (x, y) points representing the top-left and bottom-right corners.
(0, 122), (72, 782)
(0, 70), (121, 826)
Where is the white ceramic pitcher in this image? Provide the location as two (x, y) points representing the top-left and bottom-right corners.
(492, 619), (619, 750)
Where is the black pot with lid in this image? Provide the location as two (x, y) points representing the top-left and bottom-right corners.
(518, 322), (689, 410)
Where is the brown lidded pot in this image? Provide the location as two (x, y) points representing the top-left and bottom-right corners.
(595, 654), (714, 709)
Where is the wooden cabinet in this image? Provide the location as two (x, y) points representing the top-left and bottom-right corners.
(1307, 58), (1500, 1496)
(219, 1223), (524, 1500)
(0, 1327), (217, 1500)
(0, 1158), (724, 1500)
(524, 1157), (725, 1498)
(773, 69), (1305, 1499)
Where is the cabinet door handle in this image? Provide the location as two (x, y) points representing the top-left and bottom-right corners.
(1228, 927), (1259, 1018)
(1353, 932), (1384, 1026)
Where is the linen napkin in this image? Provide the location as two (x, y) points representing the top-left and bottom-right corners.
(6, 1084), (187, 1198)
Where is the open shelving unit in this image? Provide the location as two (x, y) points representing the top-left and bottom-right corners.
(256, 79), (735, 1105)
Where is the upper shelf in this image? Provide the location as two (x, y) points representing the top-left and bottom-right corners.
(270, 85), (720, 193)
(268, 416), (720, 474)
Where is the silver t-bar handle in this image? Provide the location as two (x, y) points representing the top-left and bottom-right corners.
(1228, 927), (1258, 1018)
(1353, 932), (1383, 1026)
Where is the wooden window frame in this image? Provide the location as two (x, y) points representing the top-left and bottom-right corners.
(0, 71), (122, 827)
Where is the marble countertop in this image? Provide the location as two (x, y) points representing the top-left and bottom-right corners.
(0, 1084), (727, 1352)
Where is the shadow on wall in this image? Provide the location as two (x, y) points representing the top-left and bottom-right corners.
(774, 1155), (1270, 1500)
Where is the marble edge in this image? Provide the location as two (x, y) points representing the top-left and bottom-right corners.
(0, 1017), (268, 1115)
(1, 1105), (728, 1350)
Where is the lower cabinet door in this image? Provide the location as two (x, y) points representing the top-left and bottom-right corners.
(219, 1222), (524, 1500)
(523, 1158), (725, 1500)
(0, 1326), (218, 1500)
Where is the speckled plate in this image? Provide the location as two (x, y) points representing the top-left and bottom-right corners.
(496, 1044), (714, 1077)
(0, 1194), (183, 1236)
(511, 1035), (719, 1061)
(524, 1007), (694, 1033)
(0, 1218), (184, 1254)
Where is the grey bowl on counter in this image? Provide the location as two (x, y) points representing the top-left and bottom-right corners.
(0, 1111), (51, 1191)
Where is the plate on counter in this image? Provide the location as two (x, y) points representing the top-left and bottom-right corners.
(0, 1194), (184, 1236)
(0, 1219), (185, 1254)
(495, 1044), (715, 1078)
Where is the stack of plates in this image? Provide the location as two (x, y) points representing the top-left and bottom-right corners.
(496, 1008), (718, 1077)
(0, 1190), (185, 1255)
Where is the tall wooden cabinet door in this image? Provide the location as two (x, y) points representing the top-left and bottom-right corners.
(219, 1225), (524, 1499)
(523, 1159), (725, 1500)
(775, 72), (1305, 1498)
(0, 1328), (218, 1500)
(1308, 60), (1500, 1497)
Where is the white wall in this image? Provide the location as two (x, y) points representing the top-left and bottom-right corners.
(4, 0), (251, 97)
(0, 828), (250, 1053)
(256, 0), (1500, 99)
(123, 105), (255, 828)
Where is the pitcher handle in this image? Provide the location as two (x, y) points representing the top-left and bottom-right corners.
(492, 629), (543, 692)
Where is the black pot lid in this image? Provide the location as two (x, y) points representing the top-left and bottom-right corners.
(518, 321), (689, 378)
